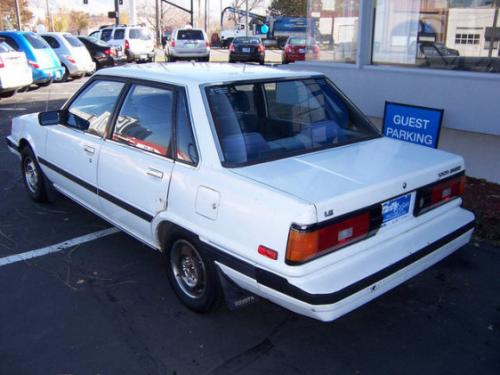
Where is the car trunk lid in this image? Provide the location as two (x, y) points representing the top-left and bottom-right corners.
(231, 137), (465, 223)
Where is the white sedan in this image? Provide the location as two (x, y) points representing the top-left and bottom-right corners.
(5, 63), (475, 322)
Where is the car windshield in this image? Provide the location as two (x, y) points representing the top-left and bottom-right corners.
(130, 28), (150, 40)
(206, 77), (380, 166)
(177, 29), (204, 40)
(64, 34), (83, 47)
(25, 33), (49, 49)
(233, 37), (260, 45)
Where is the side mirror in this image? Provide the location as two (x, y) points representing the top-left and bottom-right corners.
(38, 110), (63, 126)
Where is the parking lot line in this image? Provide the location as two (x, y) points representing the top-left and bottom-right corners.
(0, 227), (120, 267)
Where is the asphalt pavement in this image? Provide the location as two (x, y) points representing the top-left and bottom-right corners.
(0, 76), (499, 375)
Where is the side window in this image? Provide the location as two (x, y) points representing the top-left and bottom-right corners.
(176, 90), (199, 165)
(66, 80), (125, 137)
(113, 84), (173, 157)
(2, 36), (20, 51)
(101, 29), (113, 41)
(113, 29), (125, 40)
(42, 36), (60, 49)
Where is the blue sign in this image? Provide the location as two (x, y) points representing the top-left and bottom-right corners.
(383, 102), (443, 148)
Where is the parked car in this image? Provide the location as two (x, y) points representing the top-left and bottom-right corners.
(89, 25), (155, 63)
(229, 36), (265, 64)
(0, 37), (33, 97)
(0, 31), (64, 86)
(282, 36), (320, 63)
(165, 28), (210, 62)
(40, 32), (95, 81)
(78, 36), (127, 70)
(6, 63), (475, 322)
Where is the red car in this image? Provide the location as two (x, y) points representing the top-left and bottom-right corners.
(282, 37), (320, 63)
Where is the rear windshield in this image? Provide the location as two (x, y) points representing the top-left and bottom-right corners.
(233, 37), (261, 45)
(206, 77), (379, 166)
(129, 28), (150, 40)
(289, 37), (315, 45)
(177, 29), (204, 40)
(85, 36), (109, 47)
(25, 33), (49, 49)
(64, 34), (83, 47)
(0, 41), (14, 53)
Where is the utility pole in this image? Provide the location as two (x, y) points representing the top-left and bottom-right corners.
(15, 0), (22, 31)
(156, 0), (161, 47)
(205, 0), (208, 31)
(488, 0), (499, 58)
(114, 0), (120, 25)
(245, 0), (248, 36)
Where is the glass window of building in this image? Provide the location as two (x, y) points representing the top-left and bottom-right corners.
(372, 0), (500, 73)
(303, 0), (360, 63)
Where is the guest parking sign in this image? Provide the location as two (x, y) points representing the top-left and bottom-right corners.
(383, 102), (443, 149)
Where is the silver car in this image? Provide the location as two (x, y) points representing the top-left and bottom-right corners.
(165, 28), (210, 62)
(41, 32), (95, 81)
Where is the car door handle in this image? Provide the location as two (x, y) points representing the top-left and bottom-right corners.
(147, 168), (163, 179)
(84, 145), (95, 154)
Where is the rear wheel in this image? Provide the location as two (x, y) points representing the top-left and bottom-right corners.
(167, 237), (220, 312)
(21, 146), (47, 202)
(58, 66), (69, 83)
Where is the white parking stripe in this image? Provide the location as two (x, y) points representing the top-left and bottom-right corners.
(0, 227), (120, 267)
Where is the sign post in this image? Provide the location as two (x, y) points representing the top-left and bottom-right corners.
(382, 102), (444, 149)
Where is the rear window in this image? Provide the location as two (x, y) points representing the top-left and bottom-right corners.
(177, 29), (204, 40)
(86, 36), (109, 47)
(233, 37), (261, 45)
(114, 29), (125, 40)
(24, 33), (49, 49)
(0, 41), (14, 53)
(206, 77), (379, 166)
(64, 34), (83, 47)
(129, 28), (150, 40)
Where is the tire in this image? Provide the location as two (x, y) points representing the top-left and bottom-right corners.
(21, 146), (47, 202)
(0, 90), (16, 98)
(58, 66), (69, 83)
(166, 237), (220, 313)
(259, 59), (265, 65)
(38, 80), (52, 87)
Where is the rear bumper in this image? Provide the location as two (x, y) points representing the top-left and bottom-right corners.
(230, 52), (263, 62)
(168, 49), (210, 58)
(0, 68), (33, 92)
(210, 206), (475, 322)
(33, 67), (65, 83)
(128, 50), (155, 60)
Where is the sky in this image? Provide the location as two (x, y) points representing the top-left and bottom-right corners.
(29, 0), (270, 18)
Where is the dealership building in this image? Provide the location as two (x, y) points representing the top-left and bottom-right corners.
(287, 0), (499, 182)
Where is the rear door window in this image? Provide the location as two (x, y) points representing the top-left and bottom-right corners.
(177, 30), (204, 40)
(129, 28), (150, 40)
(64, 34), (83, 47)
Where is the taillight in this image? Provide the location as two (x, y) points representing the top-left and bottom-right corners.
(65, 55), (76, 63)
(28, 60), (40, 69)
(125, 39), (130, 50)
(169, 40), (175, 47)
(0, 56), (4, 68)
(104, 49), (112, 55)
(285, 45), (292, 53)
(414, 173), (465, 216)
(205, 40), (210, 48)
(229, 43), (235, 52)
(258, 44), (265, 53)
(286, 205), (382, 264)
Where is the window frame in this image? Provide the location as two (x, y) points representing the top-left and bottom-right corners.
(201, 75), (381, 168)
(61, 75), (200, 165)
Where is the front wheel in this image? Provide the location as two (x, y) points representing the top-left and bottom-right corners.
(167, 238), (220, 312)
(21, 147), (47, 202)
